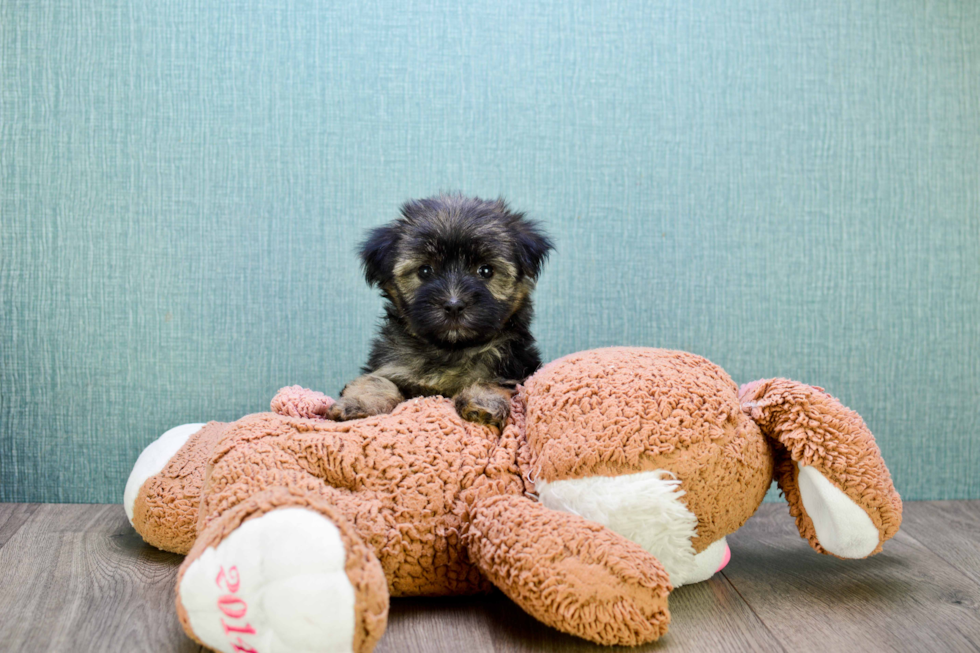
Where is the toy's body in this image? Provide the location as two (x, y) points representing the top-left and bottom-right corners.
(125, 348), (901, 652)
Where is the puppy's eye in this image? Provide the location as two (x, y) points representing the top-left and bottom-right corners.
(418, 265), (433, 279)
(478, 265), (494, 279)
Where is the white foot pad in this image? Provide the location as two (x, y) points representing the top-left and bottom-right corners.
(124, 423), (205, 524)
(179, 507), (356, 653)
(797, 463), (880, 558)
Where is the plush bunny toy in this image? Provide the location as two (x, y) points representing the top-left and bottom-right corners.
(124, 347), (901, 652)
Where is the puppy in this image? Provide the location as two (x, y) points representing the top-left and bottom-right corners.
(327, 194), (553, 429)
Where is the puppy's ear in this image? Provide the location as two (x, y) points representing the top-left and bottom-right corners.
(359, 223), (401, 287)
(511, 218), (554, 280)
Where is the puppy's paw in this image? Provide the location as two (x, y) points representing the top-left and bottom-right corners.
(454, 384), (513, 429)
(326, 397), (372, 421)
(326, 374), (404, 421)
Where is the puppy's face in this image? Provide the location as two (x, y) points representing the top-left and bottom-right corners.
(360, 195), (552, 347)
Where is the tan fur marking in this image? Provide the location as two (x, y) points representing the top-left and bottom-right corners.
(500, 281), (533, 324)
(485, 258), (519, 302)
(392, 254), (425, 299)
(392, 255), (426, 279)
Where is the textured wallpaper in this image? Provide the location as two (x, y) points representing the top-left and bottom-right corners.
(2, 0), (978, 503)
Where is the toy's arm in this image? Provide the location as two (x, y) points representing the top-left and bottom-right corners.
(270, 385), (335, 419)
(464, 494), (671, 647)
(740, 379), (902, 558)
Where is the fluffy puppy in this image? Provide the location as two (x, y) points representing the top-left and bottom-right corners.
(327, 194), (553, 429)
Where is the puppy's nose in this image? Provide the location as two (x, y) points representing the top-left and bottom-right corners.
(442, 296), (465, 318)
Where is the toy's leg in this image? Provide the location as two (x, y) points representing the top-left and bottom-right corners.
(175, 416), (388, 653)
(465, 495), (672, 646)
(177, 488), (389, 653)
(125, 421), (226, 554)
(536, 470), (733, 588)
(740, 379), (902, 558)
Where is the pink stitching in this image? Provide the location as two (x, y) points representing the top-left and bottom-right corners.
(215, 565), (259, 652)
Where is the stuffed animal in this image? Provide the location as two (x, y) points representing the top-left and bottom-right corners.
(123, 347), (901, 652)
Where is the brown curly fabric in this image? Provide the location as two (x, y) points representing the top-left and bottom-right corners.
(522, 348), (773, 551)
(466, 494), (672, 646)
(133, 421), (228, 554)
(139, 390), (685, 647)
(195, 400), (514, 596)
(270, 385), (335, 419)
(130, 347), (903, 650)
(739, 379), (903, 556)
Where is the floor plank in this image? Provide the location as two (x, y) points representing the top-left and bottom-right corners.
(659, 575), (785, 653)
(723, 503), (980, 653)
(379, 577), (783, 653)
(377, 596), (498, 653)
(0, 502), (978, 652)
(899, 501), (980, 588)
(0, 504), (201, 653)
(0, 502), (38, 548)
(484, 577), (783, 653)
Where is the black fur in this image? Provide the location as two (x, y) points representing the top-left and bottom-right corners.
(359, 223), (401, 287)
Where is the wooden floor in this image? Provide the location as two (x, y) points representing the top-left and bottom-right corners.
(0, 502), (978, 653)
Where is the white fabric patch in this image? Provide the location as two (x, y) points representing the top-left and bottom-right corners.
(179, 507), (356, 653)
(537, 471), (707, 586)
(123, 423), (205, 525)
(797, 463), (880, 558)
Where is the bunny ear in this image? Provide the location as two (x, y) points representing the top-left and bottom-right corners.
(740, 379), (903, 558)
(358, 222), (401, 287)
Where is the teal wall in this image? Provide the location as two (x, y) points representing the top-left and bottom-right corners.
(2, 1), (978, 503)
